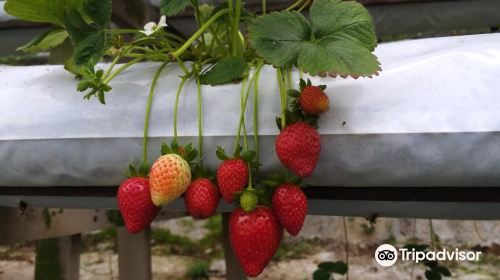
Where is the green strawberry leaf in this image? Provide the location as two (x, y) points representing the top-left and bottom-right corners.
(297, 37), (380, 77)
(4, 0), (67, 26)
(249, 10), (311, 68)
(17, 28), (68, 53)
(65, 8), (108, 67)
(249, 0), (380, 78)
(82, 0), (112, 28)
(160, 0), (192, 17)
(200, 57), (248, 85)
(310, 0), (376, 51)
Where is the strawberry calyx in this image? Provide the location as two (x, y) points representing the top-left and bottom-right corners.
(191, 163), (216, 182)
(124, 161), (150, 178)
(161, 139), (198, 165)
(262, 173), (303, 189)
(216, 145), (257, 166)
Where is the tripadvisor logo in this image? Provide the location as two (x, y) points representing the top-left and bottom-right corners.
(374, 244), (482, 267)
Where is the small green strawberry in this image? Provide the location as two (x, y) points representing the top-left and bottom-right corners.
(239, 189), (258, 212)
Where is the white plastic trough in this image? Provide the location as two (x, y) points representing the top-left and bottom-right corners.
(1, 34), (500, 218)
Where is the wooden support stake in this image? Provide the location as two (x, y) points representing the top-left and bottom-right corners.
(35, 234), (81, 280)
(222, 213), (247, 280)
(117, 227), (152, 280)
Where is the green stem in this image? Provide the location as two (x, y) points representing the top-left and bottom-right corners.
(143, 62), (168, 162)
(286, 0), (304, 11)
(277, 68), (287, 129)
(103, 57), (142, 84)
(173, 77), (189, 140)
(297, 0), (311, 12)
(191, 0), (207, 48)
(103, 50), (123, 80)
(172, 9), (230, 58)
(105, 28), (140, 33)
(196, 75), (204, 167)
(233, 74), (249, 154)
(262, 0), (267, 14)
(252, 62), (264, 169)
(232, 0), (242, 56)
(176, 57), (190, 75)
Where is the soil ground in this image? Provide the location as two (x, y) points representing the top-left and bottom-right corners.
(0, 216), (499, 280)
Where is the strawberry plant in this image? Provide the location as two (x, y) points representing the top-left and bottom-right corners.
(6, 0), (380, 276)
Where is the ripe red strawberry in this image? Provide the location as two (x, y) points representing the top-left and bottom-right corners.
(275, 122), (321, 177)
(299, 85), (329, 115)
(117, 177), (160, 233)
(184, 178), (220, 218)
(216, 159), (248, 202)
(272, 183), (307, 236)
(230, 206), (283, 277)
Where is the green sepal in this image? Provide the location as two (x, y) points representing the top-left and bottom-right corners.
(192, 164), (215, 181)
(240, 150), (256, 162)
(216, 146), (230, 160)
(161, 142), (173, 155)
(160, 140), (198, 163)
(138, 162), (150, 177)
(287, 89), (300, 98)
(299, 79), (307, 91)
(233, 145), (243, 158)
(276, 116), (283, 131)
(124, 162), (150, 178)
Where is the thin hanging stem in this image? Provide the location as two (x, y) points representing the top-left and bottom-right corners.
(286, 0), (304, 11)
(297, 0), (311, 12)
(143, 62), (168, 162)
(232, 0), (242, 56)
(276, 68), (287, 129)
(196, 75), (204, 167)
(173, 77), (189, 141)
(343, 217), (350, 280)
(233, 73), (249, 154)
(103, 57), (142, 84)
(172, 8), (230, 58)
(253, 61), (264, 169)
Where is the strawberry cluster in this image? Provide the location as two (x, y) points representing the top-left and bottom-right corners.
(116, 78), (329, 277)
(226, 79), (329, 276)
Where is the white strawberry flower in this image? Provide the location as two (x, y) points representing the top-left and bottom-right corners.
(141, 15), (168, 36)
